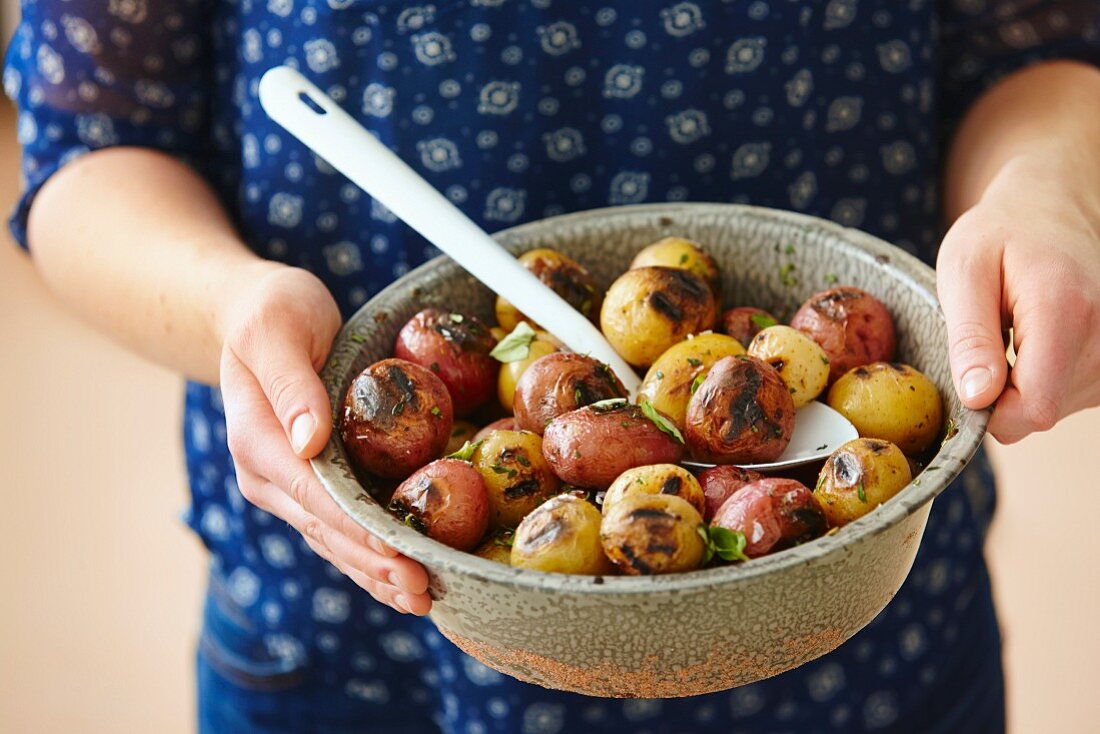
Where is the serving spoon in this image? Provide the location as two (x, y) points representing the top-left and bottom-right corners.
(258, 66), (857, 470)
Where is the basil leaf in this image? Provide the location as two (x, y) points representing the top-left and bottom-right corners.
(697, 525), (714, 564)
(489, 322), (537, 363)
(709, 526), (750, 562)
(690, 373), (706, 395)
(638, 398), (684, 444)
(750, 314), (778, 330)
(589, 398), (628, 411)
(857, 482), (867, 503)
(447, 439), (483, 462)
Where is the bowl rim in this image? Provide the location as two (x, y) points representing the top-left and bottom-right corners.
(312, 202), (989, 595)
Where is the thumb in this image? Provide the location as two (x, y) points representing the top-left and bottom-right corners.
(936, 225), (1009, 410)
(237, 329), (335, 459)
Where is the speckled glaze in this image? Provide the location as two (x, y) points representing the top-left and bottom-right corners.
(312, 204), (987, 698)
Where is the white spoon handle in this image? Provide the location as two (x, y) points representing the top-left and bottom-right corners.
(258, 66), (640, 396)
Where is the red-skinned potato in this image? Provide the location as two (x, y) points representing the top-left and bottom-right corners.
(684, 355), (795, 464)
(495, 248), (601, 330)
(721, 306), (780, 347)
(790, 287), (896, 382)
(697, 465), (763, 521)
(394, 309), (498, 416)
(473, 417), (517, 442)
(513, 353), (628, 435)
(542, 401), (685, 488)
(711, 478), (825, 557)
(600, 494), (706, 575)
(341, 358), (454, 479)
(600, 267), (718, 367)
(388, 459), (489, 551)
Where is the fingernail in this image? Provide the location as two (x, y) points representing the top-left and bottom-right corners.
(961, 367), (992, 401)
(384, 569), (397, 587)
(291, 413), (316, 453)
(393, 594), (410, 614)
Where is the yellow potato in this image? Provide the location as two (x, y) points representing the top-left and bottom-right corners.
(600, 494), (706, 575)
(638, 333), (745, 429)
(602, 464), (706, 517)
(496, 332), (560, 412)
(813, 438), (912, 527)
(511, 493), (615, 575)
(630, 236), (722, 298)
(600, 267), (717, 367)
(471, 430), (561, 530)
(496, 248), (601, 331)
(747, 325), (830, 408)
(826, 362), (943, 455)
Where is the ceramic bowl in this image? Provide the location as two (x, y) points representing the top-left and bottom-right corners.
(312, 203), (986, 698)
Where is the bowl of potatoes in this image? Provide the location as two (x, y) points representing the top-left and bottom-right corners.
(312, 203), (986, 698)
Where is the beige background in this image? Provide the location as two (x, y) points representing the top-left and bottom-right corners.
(0, 98), (1098, 732)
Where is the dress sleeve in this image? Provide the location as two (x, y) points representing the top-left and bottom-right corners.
(3, 0), (212, 249)
(938, 0), (1100, 130)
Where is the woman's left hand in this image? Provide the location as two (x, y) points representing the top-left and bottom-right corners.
(937, 146), (1100, 444)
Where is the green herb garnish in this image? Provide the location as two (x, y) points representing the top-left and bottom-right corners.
(690, 373), (706, 395)
(639, 398), (684, 444)
(430, 361), (441, 373)
(679, 253), (690, 265)
(516, 454), (531, 467)
(698, 525), (750, 564)
(821, 355), (830, 365)
(349, 333), (367, 344)
(780, 263), (798, 286)
(493, 530), (515, 548)
(824, 272), (838, 284)
(589, 398), (628, 411)
(574, 387), (583, 404)
(430, 406), (442, 417)
(857, 482), (867, 503)
(449, 313), (464, 323)
(447, 440), (483, 462)
(686, 357), (703, 367)
(489, 322), (537, 363)
(750, 314), (778, 330)
(784, 244), (796, 255)
(654, 370), (665, 380)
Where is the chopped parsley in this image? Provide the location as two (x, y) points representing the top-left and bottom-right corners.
(690, 373), (706, 395)
(447, 440), (483, 462)
(857, 482), (867, 503)
(750, 314), (778, 330)
(686, 357), (703, 367)
(780, 263), (798, 286)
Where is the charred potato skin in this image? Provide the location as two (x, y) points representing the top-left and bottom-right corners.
(600, 267), (719, 367)
(600, 494), (706, 575)
(471, 430), (562, 530)
(720, 306), (780, 347)
(513, 353), (629, 435)
(394, 309), (499, 416)
(341, 358), (454, 479)
(602, 464), (706, 518)
(790, 287), (897, 382)
(711, 478), (823, 558)
(814, 438), (912, 527)
(684, 355), (796, 464)
(542, 403), (685, 488)
(497, 332), (560, 411)
(697, 465), (764, 521)
(495, 248), (602, 331)
(629, 237), (722, 299)
(638, 333), (746, 430)
(747, 325), (831, 408)
(827, 362), (944, 455)
(511, 493), (615, 575)
(388, 459), (489, 551)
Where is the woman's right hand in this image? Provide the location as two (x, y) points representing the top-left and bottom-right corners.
(218, 263), (432, 615)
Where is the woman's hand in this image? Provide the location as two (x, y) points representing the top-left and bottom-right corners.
(938, 147), (1100, 444)
(218, 263), (432, 614)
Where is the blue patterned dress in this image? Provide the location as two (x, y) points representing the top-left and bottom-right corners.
(7, 1), (1099, 732)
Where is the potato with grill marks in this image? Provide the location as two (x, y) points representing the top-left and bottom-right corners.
(600, 494), (706, 575)
(638, 332), (746, 430)
(600, 266), (718, 367)
(747, 325), (831, 408)
(495, 248), (602, 331)
(826, 362), (943, 455)
(601, 464), (706, 518)
(814, 438), (912, 527)
(513, 353), (629, 435)
(341, 358), (454, 479)
(394, 309), (499, 416)
(790, 286), (896, 382)
(629, 236), (722, 299)
(388, 459), (489, 551)
(511, 493), (615, 575)
(471, 430), (561, 530)
(696, 465), (764, 521)
(710, 478), (826, 558)
(684, 355), (795, 464)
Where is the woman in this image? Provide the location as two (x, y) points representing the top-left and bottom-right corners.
(6, 1), (1099, 732)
